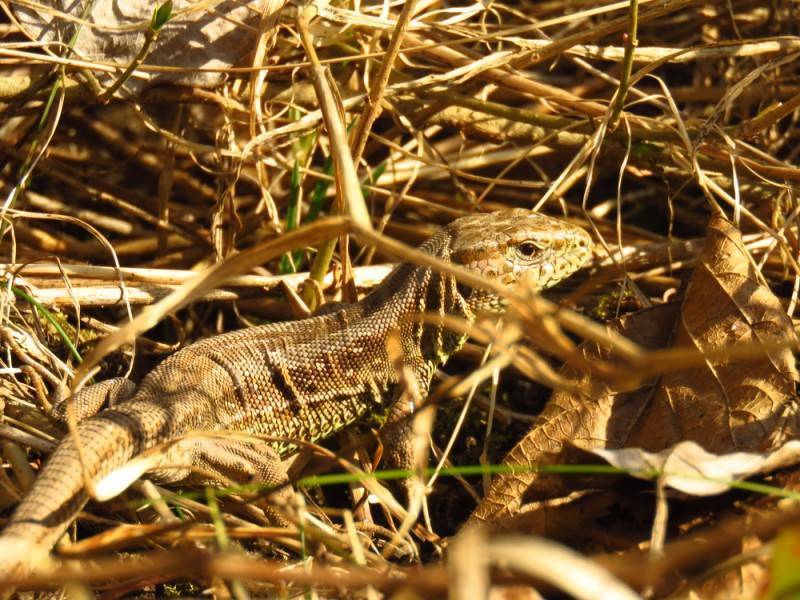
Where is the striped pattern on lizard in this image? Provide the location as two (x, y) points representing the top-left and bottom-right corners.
(0, 209), (592, 582)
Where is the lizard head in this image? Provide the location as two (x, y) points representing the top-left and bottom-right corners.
(447, 208), (593, 313)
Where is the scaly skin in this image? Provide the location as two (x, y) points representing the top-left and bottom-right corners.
(0, 209), (592, 583)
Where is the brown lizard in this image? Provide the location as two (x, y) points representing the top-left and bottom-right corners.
(0, 209), (592, 581)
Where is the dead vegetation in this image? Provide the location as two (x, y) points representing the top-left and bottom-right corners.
(1, 0), (800, 597)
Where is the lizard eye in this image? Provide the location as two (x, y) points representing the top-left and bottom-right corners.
(518, 241), (539, 257)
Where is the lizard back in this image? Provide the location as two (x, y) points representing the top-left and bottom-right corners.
(0, 209), (593, 582)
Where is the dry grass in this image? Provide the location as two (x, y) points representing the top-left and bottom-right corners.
(2, 0), (800, 597)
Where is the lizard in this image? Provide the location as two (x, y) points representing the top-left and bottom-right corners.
(0, 208), (592, 582)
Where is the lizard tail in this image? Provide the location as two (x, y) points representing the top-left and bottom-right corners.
(0, 408), (144, 582)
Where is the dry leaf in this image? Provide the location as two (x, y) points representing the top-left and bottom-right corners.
(469, 303), (679, 524)
(678, 534), (766, 600)
(626, 215), (799, 452)
(472, 216), (799, 526)
(591, 439), (800, 496)
(10, 0), (282, 92)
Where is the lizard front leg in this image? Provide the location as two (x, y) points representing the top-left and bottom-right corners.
(378, 376), (439, 507)
(380, 399), (422, 484)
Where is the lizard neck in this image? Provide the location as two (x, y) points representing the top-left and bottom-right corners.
(359, 231), (474, 381)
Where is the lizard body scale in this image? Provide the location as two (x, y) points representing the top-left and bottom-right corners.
(0, 209), (592, 580)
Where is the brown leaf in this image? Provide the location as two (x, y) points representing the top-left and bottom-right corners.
(591, 439), (800, 496)
(682, 534), (767, 599)
(471, 216), (799, 526)
(469, 303), (679, 525)
(627, 215), (798, 453)
(11, 0), (282, 93)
